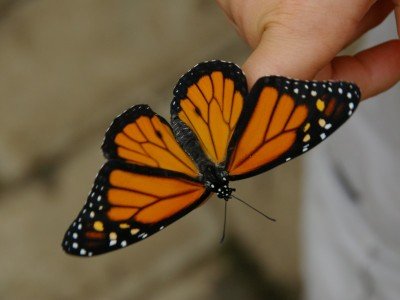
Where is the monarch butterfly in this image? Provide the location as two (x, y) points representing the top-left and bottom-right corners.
(62, 60), (360, 256)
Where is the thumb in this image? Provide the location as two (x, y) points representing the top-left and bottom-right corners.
(242, 28), (333, 86)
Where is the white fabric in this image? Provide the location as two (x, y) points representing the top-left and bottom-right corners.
(302, 14), (400, 300)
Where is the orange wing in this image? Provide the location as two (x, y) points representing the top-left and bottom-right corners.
(62, 161), (210, 256)
(102, 105), (198, 178)
(227, 76), (360, 179)
(170, 61), (247, 165)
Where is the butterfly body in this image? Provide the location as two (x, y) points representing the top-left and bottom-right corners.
(171, 106), (235, 200)
(63, 60), (360, 256)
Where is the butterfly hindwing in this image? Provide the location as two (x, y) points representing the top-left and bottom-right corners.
(102, 105), (199, 179)
(62, 160), (210, 256)
(227, 76), (360, 179)
(170, 61), (248, 166)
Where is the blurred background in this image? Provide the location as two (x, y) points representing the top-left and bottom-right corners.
(0, 1), (397, 300)
(0, 1), (301, 299)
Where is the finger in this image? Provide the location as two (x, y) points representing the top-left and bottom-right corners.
(393, 0), (400, 35)
(351, 0), (394, 43)
(316, 40), (400, 100)
(242, 28), (338, 86)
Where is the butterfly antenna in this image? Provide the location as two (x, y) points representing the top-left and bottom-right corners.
(231, 194), (276, 222)
(220, 200), (228, 243)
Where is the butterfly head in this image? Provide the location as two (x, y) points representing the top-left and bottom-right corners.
(205, 176), (235, 201)
(216, 185), (236, 200)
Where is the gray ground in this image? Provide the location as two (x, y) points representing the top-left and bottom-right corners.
(0, 1), (301, 299)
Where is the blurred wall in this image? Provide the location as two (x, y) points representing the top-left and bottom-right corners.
(0, 1), (301, 299)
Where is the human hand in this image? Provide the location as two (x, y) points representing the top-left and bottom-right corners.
(216, 0), (400, 100)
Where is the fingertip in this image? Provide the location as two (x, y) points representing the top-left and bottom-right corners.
(356, 39), (400, 99)
(325, 39), (400, 100)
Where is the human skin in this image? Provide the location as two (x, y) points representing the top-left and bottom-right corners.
(216, 0), (400, 100)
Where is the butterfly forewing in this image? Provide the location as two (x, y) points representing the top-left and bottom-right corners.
(227, 76), (360, 179)
(170, 61), (248, 166)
